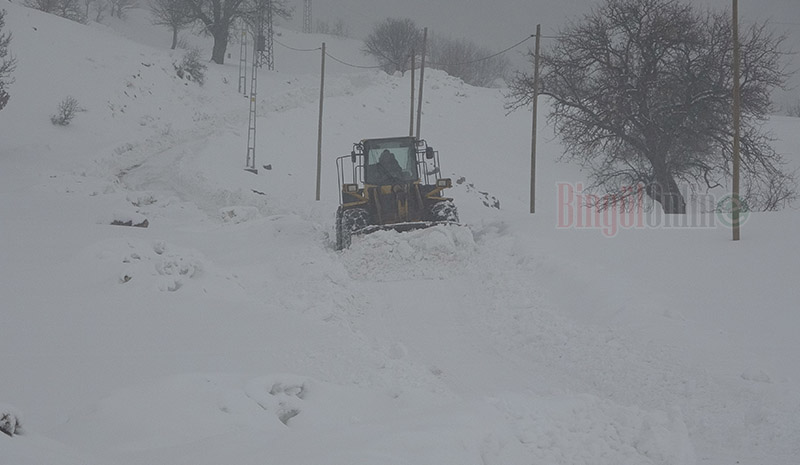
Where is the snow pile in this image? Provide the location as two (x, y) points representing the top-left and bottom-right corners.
(343, 225), (476, 281)
(75, 237), (222, 293)
(495, 394), (695, 465)
(220, 206), (261, 224)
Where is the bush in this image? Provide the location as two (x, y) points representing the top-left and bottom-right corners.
(0, 406), (22, 437)
(363, 18), (421, 74)
(50, 96), (83, 125)
(0, 9), (15, 111)
(25, 0), (86, 23)
(429, 35), (509, 88)
(174, 48), (206, 85)
(786, 99), (800, 117)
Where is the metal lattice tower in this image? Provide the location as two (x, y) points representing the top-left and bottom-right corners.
(245, 41), (259, 174)
(255, 0), (274, 70)
(303, 0), (312, 33)
(238, 28), (248, 95)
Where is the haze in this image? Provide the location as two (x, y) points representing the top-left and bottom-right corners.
(303, 0), (799, 103)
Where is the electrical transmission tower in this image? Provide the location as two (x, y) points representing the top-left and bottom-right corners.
(255, 0), (274, 70)
(303, 0), (312, 33)
(238, 27), (248, 95)
(245, 38), (259, 174)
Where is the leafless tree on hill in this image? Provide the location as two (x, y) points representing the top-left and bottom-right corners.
(508, 0), (795, 212)
(363, 18), (421, 74)
(26, 0), (86, 23)
(149, 0), (193, 49)
(429, 34), (509, 87)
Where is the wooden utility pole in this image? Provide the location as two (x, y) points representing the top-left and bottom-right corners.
(415, 27), (428, 140)
(530, 24), (541, 214)
(315, 42), (326, 201)
(732, 0), (741, 240)
(410, 49), (415, 136)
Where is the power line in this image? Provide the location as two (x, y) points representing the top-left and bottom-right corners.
(272, 34), (546, 70)
(428, 34), (537, 67)
(273, 37), (381, 68)
(324, 52), (383, 69)
(274, 38), (321, 52)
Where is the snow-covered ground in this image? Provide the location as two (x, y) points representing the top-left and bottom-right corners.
(1, 4), (799, 465)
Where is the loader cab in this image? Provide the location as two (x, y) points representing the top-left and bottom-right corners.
(362, 137), (419, 185)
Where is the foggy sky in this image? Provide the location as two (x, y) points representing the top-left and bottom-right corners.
(300, 0), (799, 101)
(303, 0), (798, 52)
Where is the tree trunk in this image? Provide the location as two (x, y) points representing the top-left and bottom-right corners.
(644, 148), (687, 214)
(211, 29), (228, 64)
(171, 27), (178, 50)
(647, 174), (686, 214)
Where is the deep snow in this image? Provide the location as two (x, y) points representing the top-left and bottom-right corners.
(1, 4), (799, 465)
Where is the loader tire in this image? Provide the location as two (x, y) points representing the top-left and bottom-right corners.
(335, 206), (344, 250)
(336, 207), (370, 250)
(431, 200), (459, 223)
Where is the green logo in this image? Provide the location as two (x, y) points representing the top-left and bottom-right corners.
(715, 194), (750, 228)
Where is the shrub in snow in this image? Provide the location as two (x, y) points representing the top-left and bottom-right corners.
(24, 0), (86, 23)
(428, 35), (510, 88)
(50, 95), (83, 125)
(174, 49), (206, 86)
(363, 18), (421, 74)
(0, 405), (22, 437)
(786, 99), (800, 118)
(0, 9), (15, 112)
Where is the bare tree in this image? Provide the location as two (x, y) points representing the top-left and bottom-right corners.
(314, 18), (347, 37)
(93, 0), (109, 21)
(0, 9), (15, 111)
(314, 19), (328, 35)
(26, 0), (85, 22)
(363, 18), (421, 74)
(50, 96), (84, 125)
(186, 0), (290, 65)
(82, 0), (109, 21)
(24, 0), (59, 14)
(785, 98), (800, 117)
(108, 0), (137, 18)
(331, 18), (348, 38)
(185, 0), (247, 64)
(429, 35), (509, 88)
(150, 0), (193, 49)
(508, 0), (794, 213)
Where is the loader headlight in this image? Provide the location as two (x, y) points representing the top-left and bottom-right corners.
(436, 178), (452, 188)
(344, 184), (359, 193)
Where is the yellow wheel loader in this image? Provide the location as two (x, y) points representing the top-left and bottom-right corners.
(335, 136), (458, 250)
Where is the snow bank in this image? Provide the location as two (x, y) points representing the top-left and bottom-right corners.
(343, 224), (476, 281)
(495, 393), (695, 465)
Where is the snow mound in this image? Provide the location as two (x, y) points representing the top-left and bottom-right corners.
(495, 393), (696, 465)
(56, 372), (532, 464)
(342, 225), (476, 281)
(220, 206), (260, 224)
(78, 237), (218, 292)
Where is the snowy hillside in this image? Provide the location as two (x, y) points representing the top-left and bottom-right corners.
(1, 4), (799, 465)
